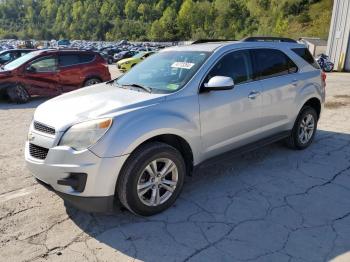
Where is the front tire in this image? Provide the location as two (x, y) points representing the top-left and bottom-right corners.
(285, 106), (318, 150)
(7, 84), (30, 103)
(117, 142), (186, 216)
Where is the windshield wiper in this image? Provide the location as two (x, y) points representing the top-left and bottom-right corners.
(121, 83), (152, 93)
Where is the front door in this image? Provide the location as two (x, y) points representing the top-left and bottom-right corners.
(199, 50), (263, 159)
(23, 55), (60, 96)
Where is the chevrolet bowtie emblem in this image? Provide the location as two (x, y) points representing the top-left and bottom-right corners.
(28, 132), (35, 142)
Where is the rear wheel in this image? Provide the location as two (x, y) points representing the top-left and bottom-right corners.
(117, 142), (186, 216)
(7, 84), (30, 103)
(83, 78), (101, 87)
(285, 106), (318, 149)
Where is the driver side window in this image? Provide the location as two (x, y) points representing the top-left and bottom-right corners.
(29, 56), (57, 73)
(205, 50), (253, 85)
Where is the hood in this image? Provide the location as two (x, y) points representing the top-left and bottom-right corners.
(34, 82), (166, 131)
(118, 57), (134, 64)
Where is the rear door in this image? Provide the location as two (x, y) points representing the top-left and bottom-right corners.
(78, 53), (99, 83)
(251, 48), (299, 135)
(58, 53), (83, 92)
(23, 55), (60, 96)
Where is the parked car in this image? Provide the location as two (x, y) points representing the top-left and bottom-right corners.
(57, 39), (71, 48)
(0, 49), (35, 65)
(25, 37), (325, 216)
(17, 40), (35, 49)
(100, 48), (121, 64)
(0, 49), (111, 103)
(117, 51), (155, 72)
(113, 50), (137, 62)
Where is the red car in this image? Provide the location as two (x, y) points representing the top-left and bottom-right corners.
(0, 49), (111, 103)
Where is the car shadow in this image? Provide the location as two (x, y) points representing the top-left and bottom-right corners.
(0, 97), (47, 110)
(65, 129), (350, 262)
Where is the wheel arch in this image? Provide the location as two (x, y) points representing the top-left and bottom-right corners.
(122, 133), (194, 178)
(301, 97), (322, 119)
(83, 75), (102, 86)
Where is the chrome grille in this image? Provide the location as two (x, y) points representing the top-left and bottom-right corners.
(29, 143), (49, 160)
(33, 121), (55, 135)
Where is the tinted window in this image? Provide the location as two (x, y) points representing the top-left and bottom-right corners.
(292, 48), (319, 69)
(253, 49), (297, 79)
(205, 50), (253, 85)
(79, 54), (95, 63)
(29, 56), (57, 73)
(288, 58), (298, 73)
(59, 54), (80, 67)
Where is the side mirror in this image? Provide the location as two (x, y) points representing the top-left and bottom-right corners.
(26, 66), (36, 73)
(202, 76), (234, 92)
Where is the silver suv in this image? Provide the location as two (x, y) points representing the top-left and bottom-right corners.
(25, 37), (326, 216)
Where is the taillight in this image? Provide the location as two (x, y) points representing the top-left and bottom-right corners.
(321, 71), (327, 87)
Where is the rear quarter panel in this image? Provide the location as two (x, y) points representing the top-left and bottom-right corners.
(283, 47), (325, 127)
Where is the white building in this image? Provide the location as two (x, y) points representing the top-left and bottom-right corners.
(327, 0), (350, 71)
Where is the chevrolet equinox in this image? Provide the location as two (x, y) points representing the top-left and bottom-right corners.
(25, 37), (326, 216)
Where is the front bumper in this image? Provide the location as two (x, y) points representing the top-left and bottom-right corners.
(25, 128), (129, 212)
(36, 178), (115, 212)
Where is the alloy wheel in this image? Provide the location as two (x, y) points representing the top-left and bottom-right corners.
(298, 113), (315, 144)
(85, 79), (101, 86)
(137, 158), (178, 207)
(15, 85), (29, 101)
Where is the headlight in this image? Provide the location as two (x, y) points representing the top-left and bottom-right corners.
(59, 118), (112, 151)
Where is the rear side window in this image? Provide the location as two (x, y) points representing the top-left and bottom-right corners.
(292, 48), (319, 69)
(253, 49), (298, 80)
(79, 53), (95, 63)
(59, 53), (95, 67)
(59, 54), (80, 67)
(205, 50), (253, 85)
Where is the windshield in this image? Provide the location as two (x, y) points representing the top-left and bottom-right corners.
(116, 51), (211, 93)
(3, 51), (38, 70)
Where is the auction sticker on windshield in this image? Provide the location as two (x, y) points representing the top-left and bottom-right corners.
(171, 62), (195, 69)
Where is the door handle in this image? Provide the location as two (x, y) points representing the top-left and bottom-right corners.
(248, 91), (261, 100)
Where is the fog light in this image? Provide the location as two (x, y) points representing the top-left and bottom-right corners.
(57, 173), (87, 192)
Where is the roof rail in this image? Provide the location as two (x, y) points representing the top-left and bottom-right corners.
(191, 39), (236, 44)
(242, 36), (297, 43)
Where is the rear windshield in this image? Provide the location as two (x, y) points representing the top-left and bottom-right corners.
(292, 48), (319, 69)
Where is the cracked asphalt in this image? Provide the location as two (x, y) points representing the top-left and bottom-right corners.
(1, 72), (350, 262)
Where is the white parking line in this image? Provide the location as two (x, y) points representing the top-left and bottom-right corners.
(0, 187), (35, 203)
